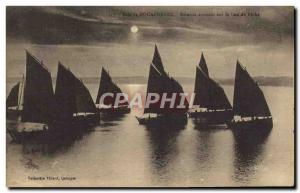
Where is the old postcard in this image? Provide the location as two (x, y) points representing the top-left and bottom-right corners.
(6, 6), (294, 187)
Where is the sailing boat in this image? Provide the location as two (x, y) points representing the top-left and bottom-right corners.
(7, 51), (55, 142)
(188, 53), (233, 125)
(95, 67), (130, 116)
(228, 61), (273, 131)
(136, 45), (189, 126)
(54, 62), (100, 132)
(7, 79), (23, 120)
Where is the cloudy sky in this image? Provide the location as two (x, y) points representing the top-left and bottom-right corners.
(6, 6), (294, 79)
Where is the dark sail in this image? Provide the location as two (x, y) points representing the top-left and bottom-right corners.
(55, 62), (96, 121)
(199, 53), (209, 77)
(165, 76), (189, 113)
(152, 44), (165, 74)
(7, 82), (20, 108)
(75, 78), (97, 113)
(55, 63), (77, 121)
(193, 56), (231, 110)
(144, 63), (165, 114)
(208, 78), (232, 110)
(22, 51), (55, 124)
(144, 45), (188, 114)
(233, 61), (271, 117)
(96, 67), (129, 107)
(193, 66), (210, 107)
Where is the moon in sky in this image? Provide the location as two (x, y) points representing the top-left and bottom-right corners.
(130, 25), (139, 33)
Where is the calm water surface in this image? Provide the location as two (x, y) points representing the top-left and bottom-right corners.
(6, 84), (294, 187)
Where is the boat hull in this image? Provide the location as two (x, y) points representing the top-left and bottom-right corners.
(189, 110), (233, 125)
(136, 113), (187, 126)
(6, 109), (22, 121)
(7, 121), (50, 144)
(99, 106), (130, 116)
(73, 114), (100, 129)
(51, 113), (100, 138)
(229, 118), (273, 141)
(7, 113), (100, 144)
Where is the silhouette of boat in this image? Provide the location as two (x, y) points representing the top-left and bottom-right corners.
(136, 45), (189, 126)
(95, 67), (130, 117)
(6, 51), (100, 143)
(228, 61), (273, 132)
(53, 62), (100, 137)
(7, 51), (56, 143)
(7, 78), (23, 120)
(188, 53), (233, 125)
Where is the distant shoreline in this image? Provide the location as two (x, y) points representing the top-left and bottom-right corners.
(7, 76), (294, 87)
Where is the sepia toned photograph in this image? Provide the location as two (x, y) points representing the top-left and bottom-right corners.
(6, 6), (294, 187)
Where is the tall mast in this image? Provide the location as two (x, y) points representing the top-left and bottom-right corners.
(17, 74), (25, 110)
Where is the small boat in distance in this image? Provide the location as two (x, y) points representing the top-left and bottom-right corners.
(95, 67), (130, 116)
(7, 51), (56, 143)
(188, 53), (233, 125)
(228, 61), (273, 133)
(136, 45), (189, 126)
